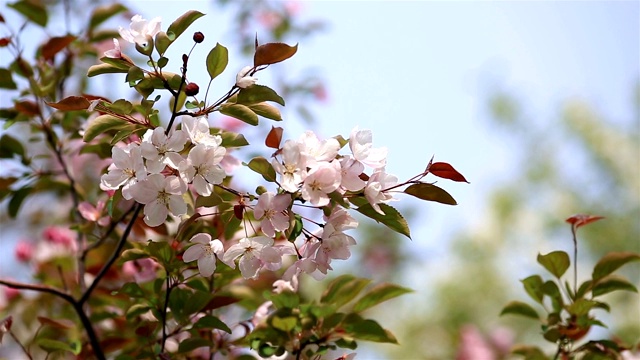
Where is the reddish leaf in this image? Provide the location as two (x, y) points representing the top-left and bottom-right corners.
(565, 214), (605, 229)
(37, 316), (74, 329)
(15, 100), (40, 116)
(46, 96), (90, 111)
(265, 126), (283, 149)
(254, 42), (298, 67)
(42, 35), (76, 62)
(233, 204), (244, 220)
(0, 37), (10, 47)
(428, 162), (469, 183)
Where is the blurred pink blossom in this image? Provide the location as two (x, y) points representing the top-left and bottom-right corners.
(14, 240), (34, 262)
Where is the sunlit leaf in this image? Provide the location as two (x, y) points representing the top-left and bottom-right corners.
(206, 43), (228, 80)
(321, 275), (371, 309)
(154, 31), (172, 55)
(511, 345), (549, 360)
(249, 102), (282, 121)
(272, 316), (298, 332)
(521, 275), (544, 304)
(37, 316), (74, 329)
(350, 197), (411, 238)
(500, 301), (539, 319)
(353, 283), (412, 313)
(220, 103), (258, 126)
(246, 156), (276, 182)
(591, 275), (638, 297)
(237, 85), (285, 106)
(537, 251), (570, 279)
(42, 35), (76, 61)
(567, 299), (598, 316)
(592, 252), (640, 282)
(404, 183), (457, 205)
(37, 339), (76, 354)
(83, 115), (128, 142)
(167, 10), (205, 44)
(254, 42), (298, 67)
(428, 162), (469, 183)
(46, 96), (90, 111)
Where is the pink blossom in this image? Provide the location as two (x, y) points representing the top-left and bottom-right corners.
(42, 226), (75, 247)
(104, 38), (121, 58)
(122, 258), (159, 283)
(364, 168), (398, 214)
(254, 192), (291, 237)
(118, 15), (162, 46)
(14, 240), (34, 262)
(349, 127), (387, 169)
(300, 160), (341, 206)
(78, 200), (110, 226)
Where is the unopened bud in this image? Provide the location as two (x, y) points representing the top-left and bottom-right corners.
(185, 83), (199, 96)
(193, 32), (205, 43)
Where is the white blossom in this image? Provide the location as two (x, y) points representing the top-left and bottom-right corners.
(118, 15), (162, 46)
(183, 233), (224, 277)
(140, 127), (187, 174)
(349, 127), (387, 169)
(272, 140), (307, 193)
(178, 143), (226, 196)
(181, 116), (222, 147)
(100, 143), (146, 200)
(254, 192), (291, 237)
(104, 38), (121, 58)
(222, 237), (281, 279)
(236, 66), (258, 88)
(364, 168), (398, 214)
(129, 174), (187, 227)
(300, 160), (341, 206)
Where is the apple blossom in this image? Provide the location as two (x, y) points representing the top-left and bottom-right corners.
(254, 192), (291, 237)
(339, 156), (366, 192)
(297, 130), (340, 167)
(183, 233), (224, 277)
(104, 38), (121, 58)
(140, 127), (187, 174)
(314, 223), (356, 275)
(349, 127), (387, 169)
(118, 15), (162, 46)
(78, 200), (110, 226)
(100, 143), (147, 200)
(324, 207), (359, 231)
(181, 116), (222, 147)
(272, 140), (307, 193)
(178, 143), (226, 196)
(14, 240), (33, 262)
(364, 168), (398, 214)
(300, 160), (341, 206)
(222, 236), (282, 279)
(236, 65), (258, 88)
(129, 174), (187, 227)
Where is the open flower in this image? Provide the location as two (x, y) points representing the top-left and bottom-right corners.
(178, 143), (226, 196)
(100, 143), (147, 200)
(181, 116), (222, 147)
(140, 127), (187, 174)
(222, 236), (281, 279)
(254, 192), (291, 237)
(364, 168), (398, 214)
(349, 127), (387, 169)
(183, 233), (224, 277)
(119, 15), (162, 46)
(236, 66), (258, 88)
(300, 160), (341, 206)
(129, 174), (187, 227)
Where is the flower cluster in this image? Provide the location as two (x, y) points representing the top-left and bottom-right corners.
(100, 116), (226, 226)
(182, 127), (398, 280)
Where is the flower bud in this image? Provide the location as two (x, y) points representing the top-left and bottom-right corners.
(193, 32), (205, 43)
(185, 83), (199, 96)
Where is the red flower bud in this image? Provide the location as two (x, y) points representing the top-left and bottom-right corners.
(193, 32), (205, 43)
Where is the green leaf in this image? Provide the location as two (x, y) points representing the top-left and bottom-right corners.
(500, 301), (539, 319)
(404, 183), (457, 205)
(541, 280), (563, 312)
(271, 316), (298, 332)
(83, 115), (128, 142)
(195, 192), (223, 208)
(220, 103), (258, 126)
(567, 298), (598, 316)
(177, 338), (211, 353)
(342, 315), (397, 344)
(8, 1), (48, 27)
(193, 315), (231, 333)
(8, 186), (32, 218)
(321, 275), (371, 309)
(521, 275), (544, 304)
(167, 10), (205, 44)
(511, 345), (549, 360)
(350, 197), (411, 239)
(147, 240), (173, 267)
(89, 3), (127, 30)
(591, 275), (638, 297)
(126, 303), (152, 320)
(119, 248), (149, 263)
(249, 102), (282, 121)
(237, 85), (285, 106)
(117, 282), (145, 298)
(287, 214), (303, 241)
(37, 338), (76, 354)
(353, 283), (412, 313)
(592, 252), (640, 282)
(0, 68), (17, 89)
(246, 156), (276, 182)
(219, 131), (249, 147)
(0, 134), (25, 158)
(206, 43), (228, 80)
(537, 251), (570, 278)
(154, 31), (172, 55)
(88, 57), (133, 77)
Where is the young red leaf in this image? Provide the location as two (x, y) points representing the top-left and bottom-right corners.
(428, 162), (469, 183)
(254, 42), (298, 67)
(565, 214), (605, 229)
(265, 126), (283, 149)
(0, 37), (10, 47)
(42, 35), (76, 62)
(46, 96), (90, 111)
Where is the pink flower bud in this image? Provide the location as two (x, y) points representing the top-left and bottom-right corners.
(14, 240), (34, 262)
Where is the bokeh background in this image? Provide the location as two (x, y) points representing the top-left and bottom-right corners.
(1, 1), (638, 359)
